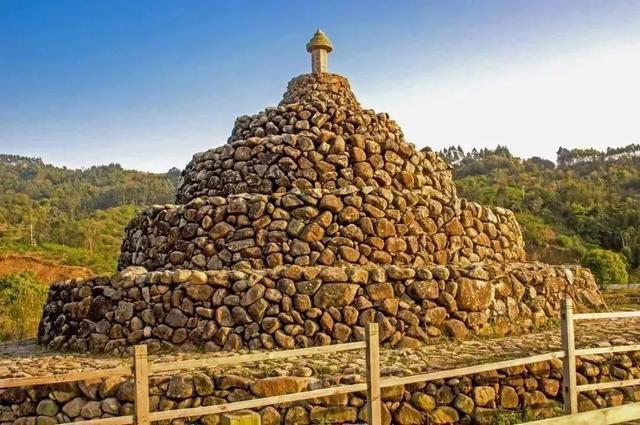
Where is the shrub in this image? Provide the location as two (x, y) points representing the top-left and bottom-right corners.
(556, 234), (573, 248)
(581, 249), (629, 286)
(0, 271), (48, 340)
(629, 267), (640, 284)
(515, 212), (555, 248)
(555, 233), (587, 257)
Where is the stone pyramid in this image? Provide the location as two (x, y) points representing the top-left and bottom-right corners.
(38, 31), (605, 354)
(119, 72), (526, 271)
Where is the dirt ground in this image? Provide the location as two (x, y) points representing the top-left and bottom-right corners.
(0, 254), (93, 282)
(603, 286), (640, 310)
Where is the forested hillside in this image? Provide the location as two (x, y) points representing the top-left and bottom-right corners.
(0, 154), (179, 272)
(436, 144), (640, 284)
(2, 146), (638, 286)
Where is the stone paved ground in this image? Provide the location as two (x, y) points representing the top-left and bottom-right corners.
(603, 286), (640, 311)
(2, 318), (640, 382)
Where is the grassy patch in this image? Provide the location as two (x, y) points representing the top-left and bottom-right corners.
(0, 240), (115, 273)
(0, 271), (49, 340)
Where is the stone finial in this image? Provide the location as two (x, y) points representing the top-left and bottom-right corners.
(306, 29), (333, 74)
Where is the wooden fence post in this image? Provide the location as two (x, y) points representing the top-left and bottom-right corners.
(561, 298), (578, 415)
(134, 344), (150, 425)
(366, 323), (382, 425)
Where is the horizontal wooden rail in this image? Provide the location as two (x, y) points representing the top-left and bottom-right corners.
(59, 416), (134, 425)
(147, 383), (368, 421)
(0, 366), (132, 389)
(573, 311), (640, 320)
(524, 401), (640, 424)
(577, 377), (640, 393)
(575, 343), (640, 356)
(379, 350), (565, 388)
(150, 341), (366, 373)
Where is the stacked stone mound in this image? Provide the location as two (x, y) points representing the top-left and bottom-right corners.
(38, 71), (607, 354)
(119, 73), (525, 271)
(119, 192), (524, 271)
(38, 263), (604, 354)
(177, 74), (455, 201)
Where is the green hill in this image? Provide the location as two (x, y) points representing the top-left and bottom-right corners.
(0, 154), (179, 273)
(434, 144), (640, 284)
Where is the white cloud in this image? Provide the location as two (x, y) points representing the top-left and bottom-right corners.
(360, 39), (640, 161)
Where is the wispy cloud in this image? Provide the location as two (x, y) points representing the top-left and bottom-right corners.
(361, 39), (640, 161)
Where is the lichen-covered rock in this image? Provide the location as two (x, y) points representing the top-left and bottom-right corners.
(309, 406), (357, 424)
(167, 373), (193, 399)
(430, 406), (459, 424)
(250, 377), (309, 397)
(284, 406), (310, 425)
(473, 386), (496, 407)
(444, 319), (469, 341)
(498, 386), (519, 409)
(313, 284), (359, 308)
(259, 406), (282, 425)
(394, 402), (422, 424)
(457, 279), (494, 311)
(411, 392), (436, 413)
(36, 399), (59, 417)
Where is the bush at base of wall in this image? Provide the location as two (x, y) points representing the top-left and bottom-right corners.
(582, 249), (629, 286)
(0, 271), (48, 340)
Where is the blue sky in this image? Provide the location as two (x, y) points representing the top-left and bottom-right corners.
(1, 1), (639, 172)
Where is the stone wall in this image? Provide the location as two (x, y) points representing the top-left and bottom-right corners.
(2, 351), (639, 425)
(119, 188), (525, 272)
(38, 263), (603, 354)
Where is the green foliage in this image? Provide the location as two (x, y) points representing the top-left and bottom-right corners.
(515, 212), (555, 248)
(485, 405), (564, 424)
(629, 267), (640, 283)
(0, 240), (113, 273)
(555, 234), (587, 257)
(437, 144), (640, 279)
(492, 410), (525, 425)
(0, 154), (176, 273)
(0, 271), (48, 340)
(581, 249), (629, 286)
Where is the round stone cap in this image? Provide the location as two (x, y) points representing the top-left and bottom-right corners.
(306, 29), (333, 53)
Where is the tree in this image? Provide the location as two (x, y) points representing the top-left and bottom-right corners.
(527, 157), (555, 170)
(449, 143), (640, 275)
(0, 154), (178, 272)
(581, 249), (629, 286)
(556, 147), (571, 167)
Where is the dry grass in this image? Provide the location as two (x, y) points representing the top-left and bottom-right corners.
(602, 286), (640, 310)
(0, 271), (50, 340)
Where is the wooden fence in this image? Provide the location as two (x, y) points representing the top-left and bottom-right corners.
(525, 299), (640, 425)
(1, 299), (640, 425)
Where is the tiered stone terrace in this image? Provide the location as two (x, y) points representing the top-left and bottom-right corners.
(120, 73), (526, 271)
(38, 264), (604, 354)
